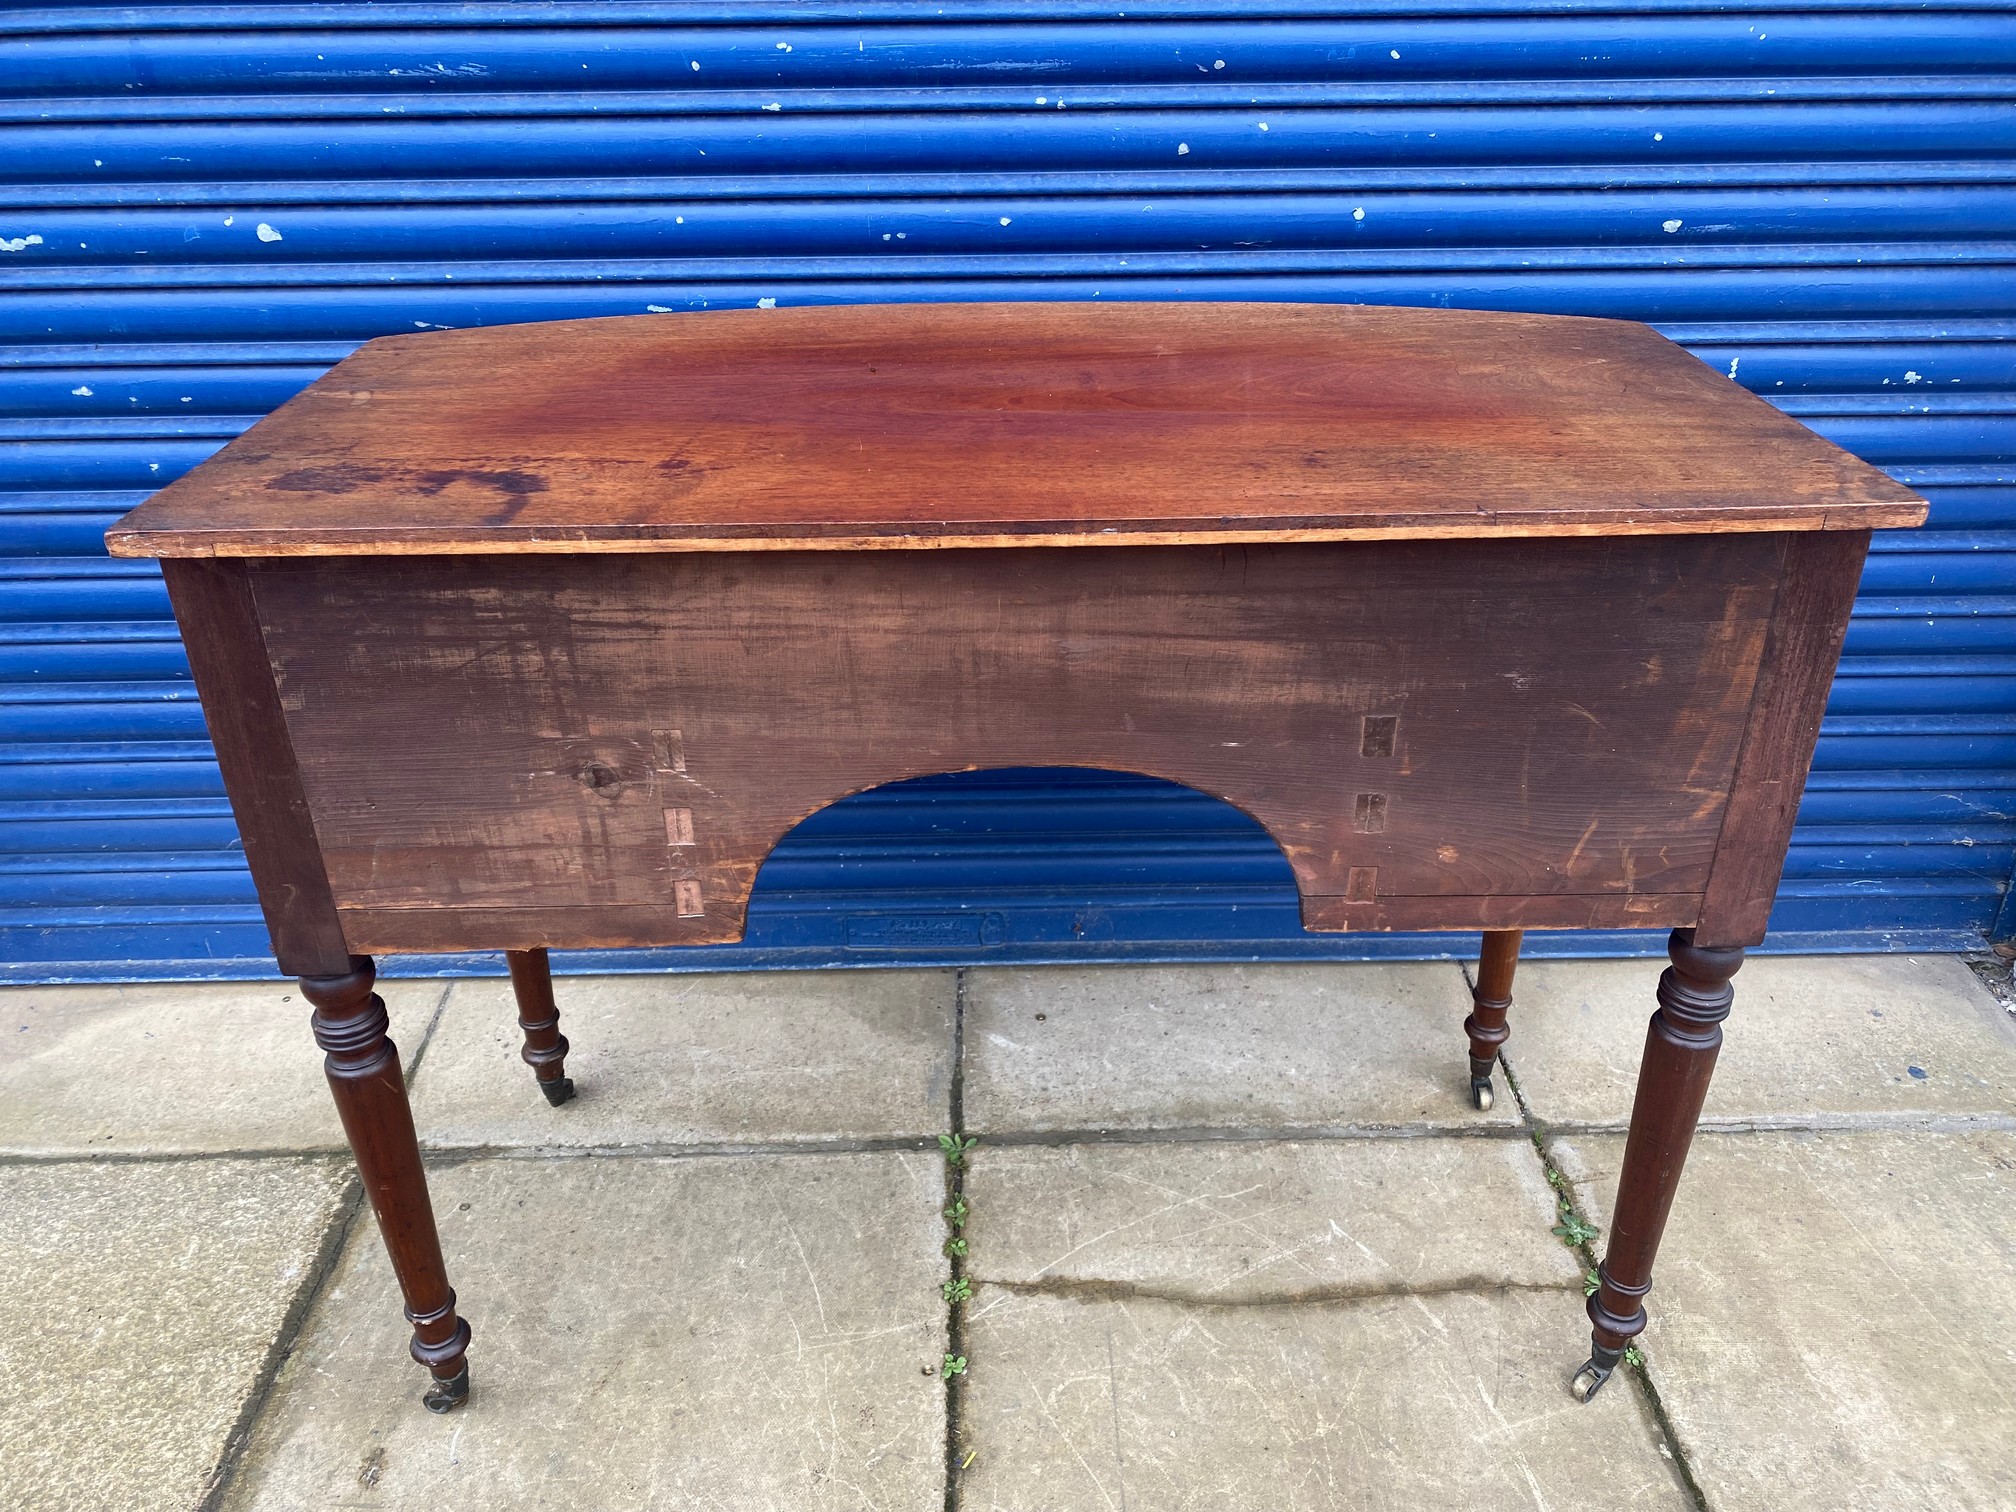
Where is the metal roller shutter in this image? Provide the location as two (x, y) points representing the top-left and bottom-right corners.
(3, 3), (2012, 980)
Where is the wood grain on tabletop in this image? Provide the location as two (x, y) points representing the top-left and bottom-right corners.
(107, 301), (1925, 557)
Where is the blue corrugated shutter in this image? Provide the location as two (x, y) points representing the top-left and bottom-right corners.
(4, 4), (2012, 981)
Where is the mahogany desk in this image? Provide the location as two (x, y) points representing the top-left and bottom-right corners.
(107, 301), (1925, 1412)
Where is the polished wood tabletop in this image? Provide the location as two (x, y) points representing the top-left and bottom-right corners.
(108, 301), (1920, 559)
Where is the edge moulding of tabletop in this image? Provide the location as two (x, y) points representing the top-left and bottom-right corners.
(104, 300), (1927, 1413)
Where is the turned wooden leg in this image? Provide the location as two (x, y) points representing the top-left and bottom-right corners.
(1463, 928), (1523, 1111)
(303, 955), (472, 1413)
(506, 947), (575, 1106)
(1573, 927), (1743, 1402)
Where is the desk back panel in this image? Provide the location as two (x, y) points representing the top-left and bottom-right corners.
(242, 537), (1788, 953)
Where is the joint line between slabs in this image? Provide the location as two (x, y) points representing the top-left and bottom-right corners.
(193, 1172), (368, 1512)
(403, 976), (458, 1092)
(944, 965), (970, 1512)
(10, 1111), (1989, 1173)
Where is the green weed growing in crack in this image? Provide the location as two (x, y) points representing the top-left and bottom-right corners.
(1552, 1201), (1598, 1248)
(1542, 1163), (1600, 1248)
(1584, 1268), (1601, 1297)
(939, 1135), (975, 1391)
(944, 1192), (970, 1259)
(1624, 1343), (1646, 1369)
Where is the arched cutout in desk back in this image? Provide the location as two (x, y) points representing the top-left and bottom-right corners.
(742, 766), (1300, 949)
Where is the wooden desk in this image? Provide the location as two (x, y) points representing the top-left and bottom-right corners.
(108, 301), (1925, 1412)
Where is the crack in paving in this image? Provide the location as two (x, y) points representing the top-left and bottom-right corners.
(971, 1273), (1579, 1310)
(0, 1145), (354, 1167)
(1531, 1111), (2016, 1137)
(415, 1134), (944, 1167)
(970, 1120), (1535, 1146)
(13, 1108), (2001, 1170)
(942, 966), (970, 1512)
(193, 1170), (365, 1512)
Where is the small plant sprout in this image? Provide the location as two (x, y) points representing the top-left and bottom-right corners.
(1624, 1343), (1646, 1369)
(944, 1194), (969, 1227)
(942, 1277), (973, 1303)
(939, 1133), (978, 1167)
(1584, 1269), (1601, 1297)
(1552, 1201), (1599, 1248)
(944, 1235), (969, 1258)
(942, 1354), (968, 1377)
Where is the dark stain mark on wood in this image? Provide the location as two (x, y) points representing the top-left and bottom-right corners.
(266, 465), (375, 495)
(654, 458), (709, 498)
(416, 469), (547, 499)
(575, 761), (625, 798)
(269, 464), (547, 500)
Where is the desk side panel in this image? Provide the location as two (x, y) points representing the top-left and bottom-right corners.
(1695, 529), (1871, 948)
(247, 539), (1779, 953)
(161, 558), (352, 976)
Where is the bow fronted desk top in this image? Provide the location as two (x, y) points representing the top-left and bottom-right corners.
(107, 301), (1926, 1414)
(108, 300), (1920, 558)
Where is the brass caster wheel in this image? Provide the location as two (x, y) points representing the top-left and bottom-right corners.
(1569, 1362), (1608, 1402)
(423, 1366), (470, 1414)
(1470, 1076), (1495, 1112)
(1570, 1343), (1623, 1403)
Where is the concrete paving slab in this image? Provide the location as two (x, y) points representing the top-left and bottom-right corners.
(0, 980), (443, 1156)
(964, 963), (1502, 1135)
(960, 1285), (1690, 1510)
(966, 1137), (1581, 1297)
(220, 1151), (949, 1512)
(411, 970), (954, 1148)
(0, 1157), (349, 1512)
(1554, 1129), (2016, 1510)
(1505, 953), (2016, 1128)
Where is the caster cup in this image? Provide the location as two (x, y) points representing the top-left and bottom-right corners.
(539, 1076), (576, 1107)
(423, 1366), (470, 1414)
